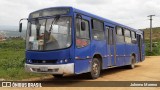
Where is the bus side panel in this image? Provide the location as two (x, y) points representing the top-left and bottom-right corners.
(74, 41), (107, 74)
(132, 44), (139, 63)
(91, 40), (107, 69)
(74, 59), (91, 74)
(116, 44), (125, 66)
(102, 57), (109, 69)
(102, 44), (108, 69)
(124, 44), (132, 65)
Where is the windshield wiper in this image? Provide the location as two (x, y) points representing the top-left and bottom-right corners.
(43, 15), (60, 50)
(48, 15), (60, 32)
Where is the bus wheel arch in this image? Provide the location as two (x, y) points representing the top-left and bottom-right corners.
(132, 53), (136, 63)
(93, 54), (103, 70)
(132, 53), (136, 60)
(87, 54), (102, 79)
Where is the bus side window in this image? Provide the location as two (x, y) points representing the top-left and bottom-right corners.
(116, 27), (125, 43)
(124, 29), (132, 44)
(92, 19), (104, 40)
(131, 31), (137, 44)
(76, 18), (90, 48)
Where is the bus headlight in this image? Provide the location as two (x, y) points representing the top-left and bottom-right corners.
(27, 59), (32, 64)
(64, 59), (68, 63)
(60, 60), (63, 64)
(58, 59), (69, 64)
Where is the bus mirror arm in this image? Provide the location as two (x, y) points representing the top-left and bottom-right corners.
(19, 18), (28, 33)
(76, 14), (86, 31)
(19, 23), (22, 32)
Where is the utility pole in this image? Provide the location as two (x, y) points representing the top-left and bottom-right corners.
(148, 15), (155, 52)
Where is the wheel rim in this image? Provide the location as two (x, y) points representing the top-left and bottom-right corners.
(92, 61), (99, 75)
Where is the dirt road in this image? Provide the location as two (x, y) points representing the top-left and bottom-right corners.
(1, 56), (160, 90)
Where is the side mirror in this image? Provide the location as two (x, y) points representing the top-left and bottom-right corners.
(19, 18), (28, 33)
(19, 23), (22, 32)
(81, 21), (86, 31)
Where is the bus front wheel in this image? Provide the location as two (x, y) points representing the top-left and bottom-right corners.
(88, 58), (101, 79)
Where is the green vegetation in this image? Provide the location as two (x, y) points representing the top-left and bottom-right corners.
(143, 27), (160, 56)
(145, 40), (160, 56)
(143, 27), (160, 41)
(0, 39), (46, 80)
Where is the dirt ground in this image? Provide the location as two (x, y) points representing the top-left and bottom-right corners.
(1, 56), (160, 90)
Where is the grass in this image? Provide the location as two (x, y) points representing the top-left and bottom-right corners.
(0, 39), (46, 80)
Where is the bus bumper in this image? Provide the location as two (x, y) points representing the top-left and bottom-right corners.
(25, 63), (74, 74)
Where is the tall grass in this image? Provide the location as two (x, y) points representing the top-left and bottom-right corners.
(0, 39), (45, 80)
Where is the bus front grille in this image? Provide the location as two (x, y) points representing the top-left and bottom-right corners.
(32, 60), (57, 64)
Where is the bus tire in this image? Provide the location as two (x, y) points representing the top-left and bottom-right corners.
(88, 58), (101, 79)
(128, 56), (136, 69)
(52, 74), (63, 78)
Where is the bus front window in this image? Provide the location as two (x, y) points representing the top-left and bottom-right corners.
(26, 17), (72, 51)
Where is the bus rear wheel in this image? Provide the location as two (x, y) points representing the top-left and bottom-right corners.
(128, 56), (136, 69)
(88, 58), (101, 79)
(52, 74), (63, 78)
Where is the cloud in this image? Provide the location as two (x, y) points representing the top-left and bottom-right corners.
(75, 0), (108, 5)
(0, 0), (160, 29)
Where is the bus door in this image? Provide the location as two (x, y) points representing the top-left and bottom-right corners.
(137, 34), (142, 61)
(74, 14), (91, 74)
(105, 26), (116, 66)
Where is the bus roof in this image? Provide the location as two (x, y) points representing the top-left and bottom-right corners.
(31, 6), (142, 33)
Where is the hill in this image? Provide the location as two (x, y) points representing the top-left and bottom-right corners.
(0, 30), (25, 38)
(143, 27), (160, 41)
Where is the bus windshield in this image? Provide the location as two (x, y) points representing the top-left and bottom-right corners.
(26, 16), (72, 51)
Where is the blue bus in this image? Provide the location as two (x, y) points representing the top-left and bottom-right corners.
(19, 6), (145, 79)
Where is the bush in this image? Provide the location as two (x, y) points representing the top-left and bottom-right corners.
(145, 41), (160, 56)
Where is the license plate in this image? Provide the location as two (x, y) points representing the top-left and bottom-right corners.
(39, 67), (48, 72)
(53, 68), (59, 72)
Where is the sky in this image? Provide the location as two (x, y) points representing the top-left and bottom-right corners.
(0, 0), (160, 29)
